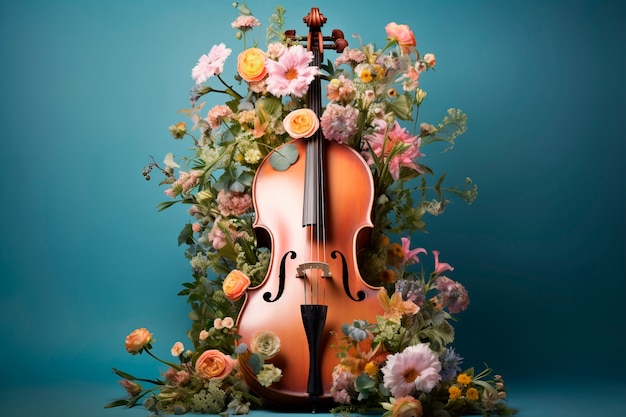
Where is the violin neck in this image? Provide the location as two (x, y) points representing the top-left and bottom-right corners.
(302, 48), (325, 229)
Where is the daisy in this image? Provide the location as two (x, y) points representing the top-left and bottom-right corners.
(381, 344), (442, 397)
(191, 43), (232, 85)
(265, 45), (319, 97)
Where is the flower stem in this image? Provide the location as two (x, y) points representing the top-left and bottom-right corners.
(144, 348), (183, 371)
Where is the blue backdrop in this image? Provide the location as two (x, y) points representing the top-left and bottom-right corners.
(0, 1), (624, 416)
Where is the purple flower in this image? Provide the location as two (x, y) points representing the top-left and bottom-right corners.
(439, 347), (464, 382)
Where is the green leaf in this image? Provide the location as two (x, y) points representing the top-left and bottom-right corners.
(255, 97), (283, 125)
(269, 143), (299, 171)
(248, 353), (265, 374)
(104, 399), (129, 408)
(157, 200), (179, 212)
(177, 223), (194, 246)
(389, 93), (413, 121)
(112, 368), (138, 380)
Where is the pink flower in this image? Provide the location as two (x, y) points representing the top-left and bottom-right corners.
(191, 43), (232, 85)
(221, 317), (235, 329)
(217, 189), (253, 216)
(362, 120), (424, 180)
(385, 22), (417, 54)
(400, 237), (426, 265)
(207, 105), (233, 130)
(170, 341), (184, 357)
(192, 222), (201, 233)
(207, 217), (247, 250)
(381, 344), (442, 397)
(326, 75), (355, 103)
(334, 47), (367, 68)
(265, 45), (319, 97)
(320, 103), (359, 143)
(423, 53), (436, 68)
(231, 15), (260, 31)
(432, 250), (454, 275)
(436, 276), (469, 314)
(330, 365), (356, 404)
(163, 367), (191, 385)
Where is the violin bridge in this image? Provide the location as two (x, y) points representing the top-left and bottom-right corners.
(296, 262), (332, 279)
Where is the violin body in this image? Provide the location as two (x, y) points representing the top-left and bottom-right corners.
(237, 138), (381, 406)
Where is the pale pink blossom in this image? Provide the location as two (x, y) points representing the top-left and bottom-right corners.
(320, 103), (359, 143)
(362, 120), (424, 180)
(334, 47), (367, 68)
(191, 43), (232, 85)
(221, 317), (235, 329)
(170, 341), (184, 357)
(432, 250), (454, 275)
(330, 365), (356, 404)
(192, 222), (201, 233)
(199, 330), (209, 341)
(217, 189), (253, 217)
(214, 318), (224, 329)
(381, 344), (442, 397)
(207, 217), (246, 250)
(207, 105), (233, 130)
(164, 170), (204, 198)
(266, 42), (286, 60)
(265, 45), (319, 97)
(423, 53), (436, 68)
(231, 15), (260, 31)
(400, 237), (426, 265)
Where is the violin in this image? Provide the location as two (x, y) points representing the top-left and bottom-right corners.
(236, 8), (382, 410)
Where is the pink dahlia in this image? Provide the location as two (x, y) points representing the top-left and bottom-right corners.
(191, 43), (232, 85)
(265, 45), (319, 97)
(381, 344), (442, 397)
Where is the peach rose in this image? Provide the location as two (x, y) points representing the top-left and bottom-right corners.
(283, 108), (319, 139)
(237, 48), (268, 82)
(195, 349), (235, 380)
(390, 396), (423, 417)
(222, 269), (251, 301)
(125, 328), (153, 354)
(385, 22), (416, 54)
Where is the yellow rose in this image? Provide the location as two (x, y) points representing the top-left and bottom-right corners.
(125, 328), (153, 354)
(195, 349), (235, 380)
(237, 48), (268, 82)
(283, 108), (319, 139)
(222, 269), (251, 301)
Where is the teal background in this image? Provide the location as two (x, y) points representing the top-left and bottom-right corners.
(0, 0), (624, 416)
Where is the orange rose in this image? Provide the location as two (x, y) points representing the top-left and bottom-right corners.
(222, 269), (251, 301)
(283, 108), (319, 139)
(195, 349), (235, 380)
(385, 22), (416, 54)
(125, 328), (153, 354)
(237, 48), (268, 82)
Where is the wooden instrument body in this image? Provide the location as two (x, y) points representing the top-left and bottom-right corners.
(236, 138), (381, 402)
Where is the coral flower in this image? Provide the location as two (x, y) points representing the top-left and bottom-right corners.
(381, 344), (442, 397)
(378, 287), (420, 323)
(385, 22), (417, 54)
(265, 45), (319, 97)
(237, 48), (268, 82)
(382, 395), (423, 417)
(283, 108), (319, 139)
(195, 349), (235, 380)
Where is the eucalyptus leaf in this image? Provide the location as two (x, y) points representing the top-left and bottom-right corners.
(248, 353), (265, 374)
(269, 143), (299, 171)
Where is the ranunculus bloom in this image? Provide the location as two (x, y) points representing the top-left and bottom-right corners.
(237, 48), (268, 82)
(385, 22), (416, 54)
(125, 328), (153, 354)
(250, 330), (281, 359)
(222, 269), (251, 301)
(283, 108), (319, 139)
(195, 349), (235, 380)
(381, 344), (442, 397)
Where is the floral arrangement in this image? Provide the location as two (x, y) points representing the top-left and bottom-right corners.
(108, 3), (515, 417)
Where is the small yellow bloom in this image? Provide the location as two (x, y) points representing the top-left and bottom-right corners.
(456, 373), (471, 386)
(448, 385), (462, 400)
(364, 361), (379, 377)
(360, 68), (373, 83)
(389, 242), (403, 258)
(466, 387), (479, 401)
